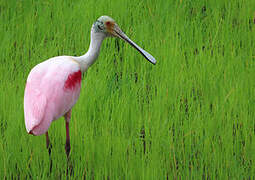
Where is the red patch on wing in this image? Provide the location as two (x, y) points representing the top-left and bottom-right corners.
(64, 70), (82, 90)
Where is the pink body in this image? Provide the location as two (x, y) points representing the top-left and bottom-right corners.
(24, 56), (82, 135)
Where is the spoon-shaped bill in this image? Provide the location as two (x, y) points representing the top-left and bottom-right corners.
(113, 25), (156, 65)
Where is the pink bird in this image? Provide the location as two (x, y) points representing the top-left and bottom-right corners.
(24, 16), (156, 157)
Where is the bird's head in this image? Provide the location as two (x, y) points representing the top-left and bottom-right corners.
(93, 15), (156, 65)
(93, 16), (116, 36)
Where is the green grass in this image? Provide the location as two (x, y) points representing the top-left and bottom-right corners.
(1, 0), (255, 179)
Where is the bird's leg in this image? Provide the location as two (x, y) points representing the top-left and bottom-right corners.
(64, 110), (71, 158)
(45, 131), (53, 172)
(64, 110), (74, 175)
(45, 131), (52, 155)
(65, 121), (71, 158)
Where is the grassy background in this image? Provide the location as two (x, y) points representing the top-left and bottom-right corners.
(0, 0), (255, 179)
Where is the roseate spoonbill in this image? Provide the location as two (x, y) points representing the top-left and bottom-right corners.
(24, 16), (156, 157)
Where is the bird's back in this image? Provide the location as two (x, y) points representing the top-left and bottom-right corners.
(24, 56), (82, 135)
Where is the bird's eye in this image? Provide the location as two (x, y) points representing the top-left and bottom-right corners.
(97, 25), (103, 30)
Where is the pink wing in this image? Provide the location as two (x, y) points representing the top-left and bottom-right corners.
(24, 56), (82, 135)
(24, 86), (47, 133)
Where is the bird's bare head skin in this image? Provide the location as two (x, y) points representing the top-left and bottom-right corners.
(93, 15), (157, 65)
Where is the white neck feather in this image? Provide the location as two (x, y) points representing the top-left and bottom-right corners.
(73, 27), (106, 72)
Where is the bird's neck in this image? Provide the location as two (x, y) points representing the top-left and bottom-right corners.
(74, 29), (105, 72)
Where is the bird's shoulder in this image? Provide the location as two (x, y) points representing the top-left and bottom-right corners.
(27, 56), (81, 82)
